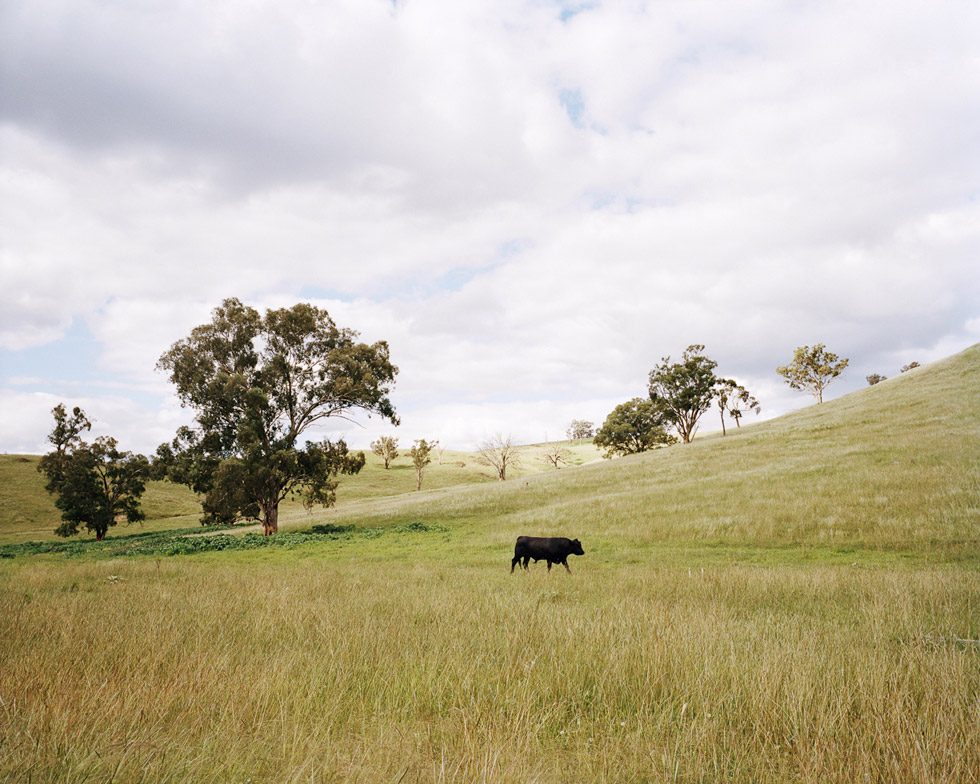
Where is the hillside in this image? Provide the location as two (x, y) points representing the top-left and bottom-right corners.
(0, 438), (602, 544)
(1, 346), (977, 783)
(297, 343), (980, 562)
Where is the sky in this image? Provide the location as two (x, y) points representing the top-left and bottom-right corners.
(2, 0), (979, 455)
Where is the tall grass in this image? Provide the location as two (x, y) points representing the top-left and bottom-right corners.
(1, 556), (976, 782)
(1, 346), (977, 782)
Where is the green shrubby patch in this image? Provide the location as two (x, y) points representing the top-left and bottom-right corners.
(0, 518), (450, 559)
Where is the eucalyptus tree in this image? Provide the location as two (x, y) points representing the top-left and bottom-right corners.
(38, 404), (149, 541)
(648, 344), (719, 443)
(726, 384), (761, 429)
(409, 439), (438, 491)
(476, 434), (522, 480)
(371, 435), (399, 469)
(594, 398), (674, 457)
(776, 343), (849, 403)
(157, 298), (397, 534)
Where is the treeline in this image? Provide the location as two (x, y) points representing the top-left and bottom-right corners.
(36, 298), (857, 539)
(588, 342), (849, 458)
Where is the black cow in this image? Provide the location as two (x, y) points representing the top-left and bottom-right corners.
(511, 536), (585, 573)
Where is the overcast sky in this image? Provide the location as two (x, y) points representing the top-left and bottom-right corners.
(2, 0), (978, 454)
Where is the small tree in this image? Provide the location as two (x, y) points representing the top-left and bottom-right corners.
(900, 361), (920, 373)
(866, 373), (887, 386)
(409, 439), (438, 490)
(541, 443), (572, 469)
(648, 344), (719, 443)
(714, 378), (737, 436)
(371, 435), (399, 469)
(726, 384), (760, 429)
(37, 405), (149, 541)
(594, 398), (675, 458)
(776, 343), (849, 403)
(476, 435), (521, 481)
(566, 420), (594, 440)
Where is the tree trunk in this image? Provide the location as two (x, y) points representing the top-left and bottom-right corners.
(261, 500), (279, 536)
(720, 409), (727, 436)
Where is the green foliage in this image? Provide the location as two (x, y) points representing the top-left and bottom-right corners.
(370, 435), (399, 469)
(566, 420), (594, 440)
(0, 519), (448, 559)
(719, 380), (760, 432)
(647, 344), (719, 443)
(594, 398), (675, 457)
(776, 343), (849, 403)
(409, 439), (438, 490)
(37, 405), (149, 541)
(157, 298), (397, 533)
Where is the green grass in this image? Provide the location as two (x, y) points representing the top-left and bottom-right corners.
(0, 442), (602, 544)
(0, 345), (977, 782)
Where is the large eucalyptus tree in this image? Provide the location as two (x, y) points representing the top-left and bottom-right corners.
(157, 298), (398, 534)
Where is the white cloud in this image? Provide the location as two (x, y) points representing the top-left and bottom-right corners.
(1, 0), (978, 453)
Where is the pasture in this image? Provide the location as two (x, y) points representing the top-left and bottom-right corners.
(1, 346), (977, 782)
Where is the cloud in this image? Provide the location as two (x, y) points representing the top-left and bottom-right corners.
(1, 0), (978, 453)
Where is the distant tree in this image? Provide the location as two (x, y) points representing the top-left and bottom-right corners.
(866, 373), (887, 386)
(726, 384), (760, 429)
(648, 344), (719, 443)
(566, 420), (594, 440)
(37, 405), (149, 541)
(409, 439), (438, 491)
(714, 378), (737, 436)
(157, 298), (396, 534)
(900, 361), (920, 373)
(476, 434), (521, 480)
(371, 435), (399, 469)
(594, 398), (675, 458)
(541, 443), (572, 469)
(776, 343), (849, 404)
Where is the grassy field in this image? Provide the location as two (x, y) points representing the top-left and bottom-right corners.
(0, 441), (601, 544)
(0, 346), (977, 782)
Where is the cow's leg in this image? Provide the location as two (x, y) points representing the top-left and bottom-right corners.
(562, 558), (571, 573)
(522, 556), (530, 570)
(547, 560), (552, 571)
(511, 555), (521, 573)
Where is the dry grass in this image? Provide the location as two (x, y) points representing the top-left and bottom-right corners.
(1, 555), (976, 783)
(1, 346), (977, 782)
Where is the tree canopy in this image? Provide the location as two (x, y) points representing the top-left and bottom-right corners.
(371, 435), (399, 469)
(594, 398), (675, 457)
(157, 299), (397, 534)
(566, 420), (595, 440)
(38, 405), (149, 541)
(409, 439), (437, 490)
(648, 344), (719, 443)
(776, 343), (849, 403)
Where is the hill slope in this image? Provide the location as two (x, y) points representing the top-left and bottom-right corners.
(307, 343), (980, 562)
(0, 437), (602, 544)
(1, 346), (976, 783)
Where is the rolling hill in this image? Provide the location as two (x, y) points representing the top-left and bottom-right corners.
(0, 345), (977, 782)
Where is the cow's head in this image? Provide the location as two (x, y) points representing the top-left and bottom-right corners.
(571, 538), (585, 556)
